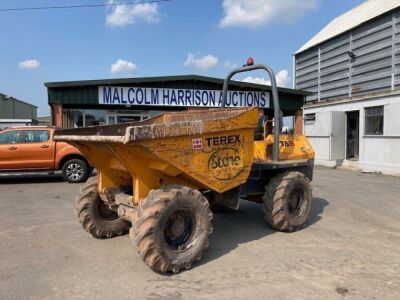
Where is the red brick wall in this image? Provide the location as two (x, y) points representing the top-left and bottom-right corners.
(294, 110), (303, 135)
(51, 104), (63, 128)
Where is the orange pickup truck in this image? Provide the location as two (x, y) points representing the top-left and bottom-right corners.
(0, 126), (91, 183)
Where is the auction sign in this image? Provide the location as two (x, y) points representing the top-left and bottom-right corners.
(99, 86), (270, 108)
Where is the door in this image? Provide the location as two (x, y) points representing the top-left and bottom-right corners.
(0, 130), (22, 170)
(330, 111), (346, 160)
(20, 130), (54, 169)
(346, 111), (359, 160)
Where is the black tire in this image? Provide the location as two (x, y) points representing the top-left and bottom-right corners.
(131, 185), (213, 273)
(75, 176), (130, 239)
(263, 171), (312, 232)
(62, 158), (90, 183)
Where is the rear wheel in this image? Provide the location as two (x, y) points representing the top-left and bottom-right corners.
(131, 185), (213, 273)
(263, 171), (312, 232)
(62, 158), (89, 183)
(75, 176), (130, 238)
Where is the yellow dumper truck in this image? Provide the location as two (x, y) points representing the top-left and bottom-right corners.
(54, 60), (315, 273)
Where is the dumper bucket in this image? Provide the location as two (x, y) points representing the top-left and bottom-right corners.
(54, 107), (258, 202)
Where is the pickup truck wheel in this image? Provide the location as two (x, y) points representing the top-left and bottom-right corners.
(75, 176), (130, 239)
(62, 158), (89, 183)
(131, 185), (213, 273)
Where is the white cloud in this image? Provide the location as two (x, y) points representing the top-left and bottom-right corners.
(184, 53), (219, 70)
(110, 59), (137, 75)
(18, 59), (40, 69)
(242, 69), (290, 87)
(220, 0), (319, 28)
(224, 61), (238, 69)
(106, 2), (160, 27)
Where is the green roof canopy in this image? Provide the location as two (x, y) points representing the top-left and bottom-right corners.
(45, 75), (310, 113)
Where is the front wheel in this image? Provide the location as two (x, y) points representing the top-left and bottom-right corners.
(62, 158), (89, 183)
(75, 176), (130, 238)
(131, 185), (213, 273)
(263, 171), (312, 232)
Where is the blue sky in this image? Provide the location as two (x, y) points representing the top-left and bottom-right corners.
(0, 0), (365, 116)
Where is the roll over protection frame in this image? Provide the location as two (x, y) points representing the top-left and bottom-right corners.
(221, 64), (282, 162)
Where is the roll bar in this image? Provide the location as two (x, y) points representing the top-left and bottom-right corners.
(221, 63), (282, 162)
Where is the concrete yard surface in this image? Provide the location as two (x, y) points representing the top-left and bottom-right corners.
(0, 167), (399, 299)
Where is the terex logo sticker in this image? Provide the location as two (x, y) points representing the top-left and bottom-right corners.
(205, 134), (240, 147)
(192, 138), (203, 150)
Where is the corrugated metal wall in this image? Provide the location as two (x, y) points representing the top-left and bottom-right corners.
(0, 96), (37, 119)
(296, 10), (400, 102)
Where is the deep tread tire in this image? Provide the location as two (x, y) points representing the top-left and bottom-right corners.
(263, 171), (312, 232)
(62, 158), (89, 183)
(131, 185), (213, 274)
(75, 176), (130, 239)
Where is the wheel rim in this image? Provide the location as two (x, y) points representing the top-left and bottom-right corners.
(65, 163), (84, 181)
(97, 200), (119, 221)
(288, 187), (307, 217)
(164, 210), (195, 251)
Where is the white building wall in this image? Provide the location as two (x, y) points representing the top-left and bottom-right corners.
(304, 111), (331, 163)
(0, 119), (34, 130)
(303, 93), (400, 175)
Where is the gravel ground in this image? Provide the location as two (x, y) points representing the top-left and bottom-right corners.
(0, 166), (399, 300)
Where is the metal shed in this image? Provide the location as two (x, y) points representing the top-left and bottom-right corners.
(294, 0), (400, 176)
(295, 0), (400, 102)
(0, 93), (38, 129)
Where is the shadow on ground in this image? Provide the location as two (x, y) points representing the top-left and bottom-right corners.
(310, 197), (329, 225)
(197, 197), (329, 269)
(0, 173), (65, 184)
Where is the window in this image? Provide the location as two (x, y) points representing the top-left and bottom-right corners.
(84, 110), (106, 126)
(23, 130), (50, 143)
(304, 113), (316, 125)
(365, 106), (383, 135)
(117, 115), (141, 123)
(63, 109), (83, 128)
(63, 109), (108, 127)
(0, 131), (20, 144)
(108, 110), (150, 124)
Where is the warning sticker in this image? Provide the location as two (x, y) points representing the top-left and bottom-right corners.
(192, 138), (203, 150)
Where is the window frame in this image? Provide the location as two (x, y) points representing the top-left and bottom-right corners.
(0, 130), (22, 145)
(364, 106), (384, 136)
(304, 113), (316, 125)
(22, 130), (50, 144)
